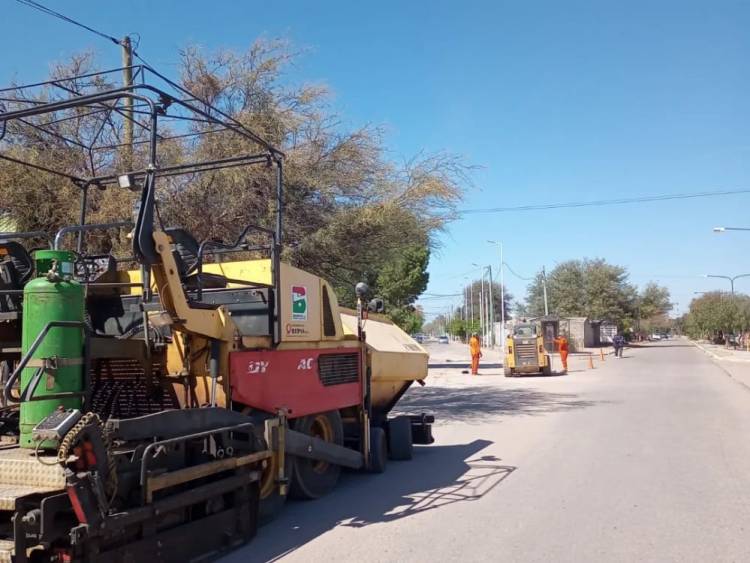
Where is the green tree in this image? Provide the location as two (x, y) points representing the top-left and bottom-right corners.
(375, 245), (430, 330)
(387, 306), (425, 334)
(636, 282), (673, 332)
(458, 280), (512, 324)
(683, 292), (750, 339)
(525, 259), (636, 324)
(0, 41), (471, 316)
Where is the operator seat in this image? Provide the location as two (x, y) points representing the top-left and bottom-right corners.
(164, 228), (227, 292)
(0, 241), (33, 312)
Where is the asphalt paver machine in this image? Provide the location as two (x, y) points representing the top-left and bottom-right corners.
(0, 65), (432, 562)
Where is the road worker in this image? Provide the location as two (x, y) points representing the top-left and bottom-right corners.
(613, 333), (625, 358)
(554, 333), (569, 373)
(469, 332), (482, 375)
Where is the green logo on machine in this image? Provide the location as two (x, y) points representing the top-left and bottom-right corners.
(292, 286), (307, 320)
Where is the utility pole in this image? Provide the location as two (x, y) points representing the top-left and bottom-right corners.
(463, 286), (467, 322)
(121, 36), (134, 167)
(469, 282), (474, 330)
(499, 244), (505, 349)
(488, 240), (506, 350)
(450, 304), (454, 340)
(479, 272), (486, 346)
(542, 266), (549, 316)
(487, 265), (495, 347)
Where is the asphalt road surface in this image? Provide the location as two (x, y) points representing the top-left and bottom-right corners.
(222, 340), (750, 562)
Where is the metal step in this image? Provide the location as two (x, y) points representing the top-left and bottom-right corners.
(0, 540), (13, 563)
(0, 483), (62, 511)
(0, 446), (64, 491)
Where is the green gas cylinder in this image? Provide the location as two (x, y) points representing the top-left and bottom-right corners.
(19, 250), (84, 448)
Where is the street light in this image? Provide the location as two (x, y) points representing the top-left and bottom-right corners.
(714, 226), (750, 232)
(471, 263), (485, 344)
(464, 276), (474, 327)
(472, 263), (495, 347)
(704, 273), (750, 295)
(488, 240), (505, 350)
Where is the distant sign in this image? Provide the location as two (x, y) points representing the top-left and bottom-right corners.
(292, 286), (308, 321)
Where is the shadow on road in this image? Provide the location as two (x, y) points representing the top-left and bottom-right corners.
(625, 343), (692, 349)
(392, 385), (601, 423)
(226, 439), (511, 563)
(429, 362), (503, 369)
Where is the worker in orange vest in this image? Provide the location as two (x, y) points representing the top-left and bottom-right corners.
(469, 332), (482, 375)
(553, 334), (569, 373)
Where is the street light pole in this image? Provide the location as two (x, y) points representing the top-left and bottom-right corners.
(487, 265), (495, 347)
(488, 240), (505, 349)
(473, 264), (487, 345)
(469, 282), (474, 327)
(714, 226), (750, 232)
(705, 273), (750, 296)
(479, 272), (485, 345)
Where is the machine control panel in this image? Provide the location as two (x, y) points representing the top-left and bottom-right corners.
(31, 408), (82, 443)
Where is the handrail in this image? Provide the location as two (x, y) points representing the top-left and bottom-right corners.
(138, 421), (255, 503)
(2, 320), (87, 405)
(0, 230), (52, 247)
(195, 224), (275, 301)
(54, 221), (133, 250)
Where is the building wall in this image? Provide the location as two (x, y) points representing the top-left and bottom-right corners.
(567, 317), (586, 352)
(600, 323), (617, 344)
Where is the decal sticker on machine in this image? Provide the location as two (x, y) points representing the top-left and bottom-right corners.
(247, 360), (269, 374)
(286, 323), (309, 337)
(297, 358), (314, 370)
(292, 285), (308, 320)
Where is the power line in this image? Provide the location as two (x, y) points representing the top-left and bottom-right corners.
(459, 188), (750, 215)
(14, 0), (122, 45)
(429, 266), (485, 282)
(503, 261), (534, 281)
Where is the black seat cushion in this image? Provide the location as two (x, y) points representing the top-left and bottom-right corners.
(0, 241), (33, 286)
(165, 228), (200, 278)
(184, 272), (228, 291)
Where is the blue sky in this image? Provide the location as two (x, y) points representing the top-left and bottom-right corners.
(2, 1), (749, 317)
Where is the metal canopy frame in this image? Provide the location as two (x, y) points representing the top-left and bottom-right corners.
(0, 63), (285, 344)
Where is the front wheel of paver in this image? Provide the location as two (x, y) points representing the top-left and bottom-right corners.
(388, 416), (413, 461)
(504, 367), (513, 377)
(369, 427), (388, 473)
(289, 411), (343, 500)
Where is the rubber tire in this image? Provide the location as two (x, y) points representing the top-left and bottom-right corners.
(288, 411), (344, 500)
(369, 427), (388, 473)
(388, 416), (413, 461)
(504, 367), (513, 377)
(542, 356), (552, 376)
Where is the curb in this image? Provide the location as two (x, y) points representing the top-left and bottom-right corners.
(691, 340), (750, 364)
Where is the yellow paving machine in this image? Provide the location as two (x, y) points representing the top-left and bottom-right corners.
(0, 65), (432, 562)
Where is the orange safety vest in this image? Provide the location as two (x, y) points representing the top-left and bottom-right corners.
(554, 337), (569, 353)
(469, 336), (481, 356)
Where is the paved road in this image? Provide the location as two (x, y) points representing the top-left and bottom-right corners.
(223, 340), (750, 562)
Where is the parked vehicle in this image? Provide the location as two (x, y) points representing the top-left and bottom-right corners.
(438, 335), (450, 344)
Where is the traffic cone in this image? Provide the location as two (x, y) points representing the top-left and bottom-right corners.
(588, 354), (594, 369)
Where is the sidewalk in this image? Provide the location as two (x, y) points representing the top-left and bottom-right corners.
(692, 339), (750, 390)
(692, 340), (750, 363)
